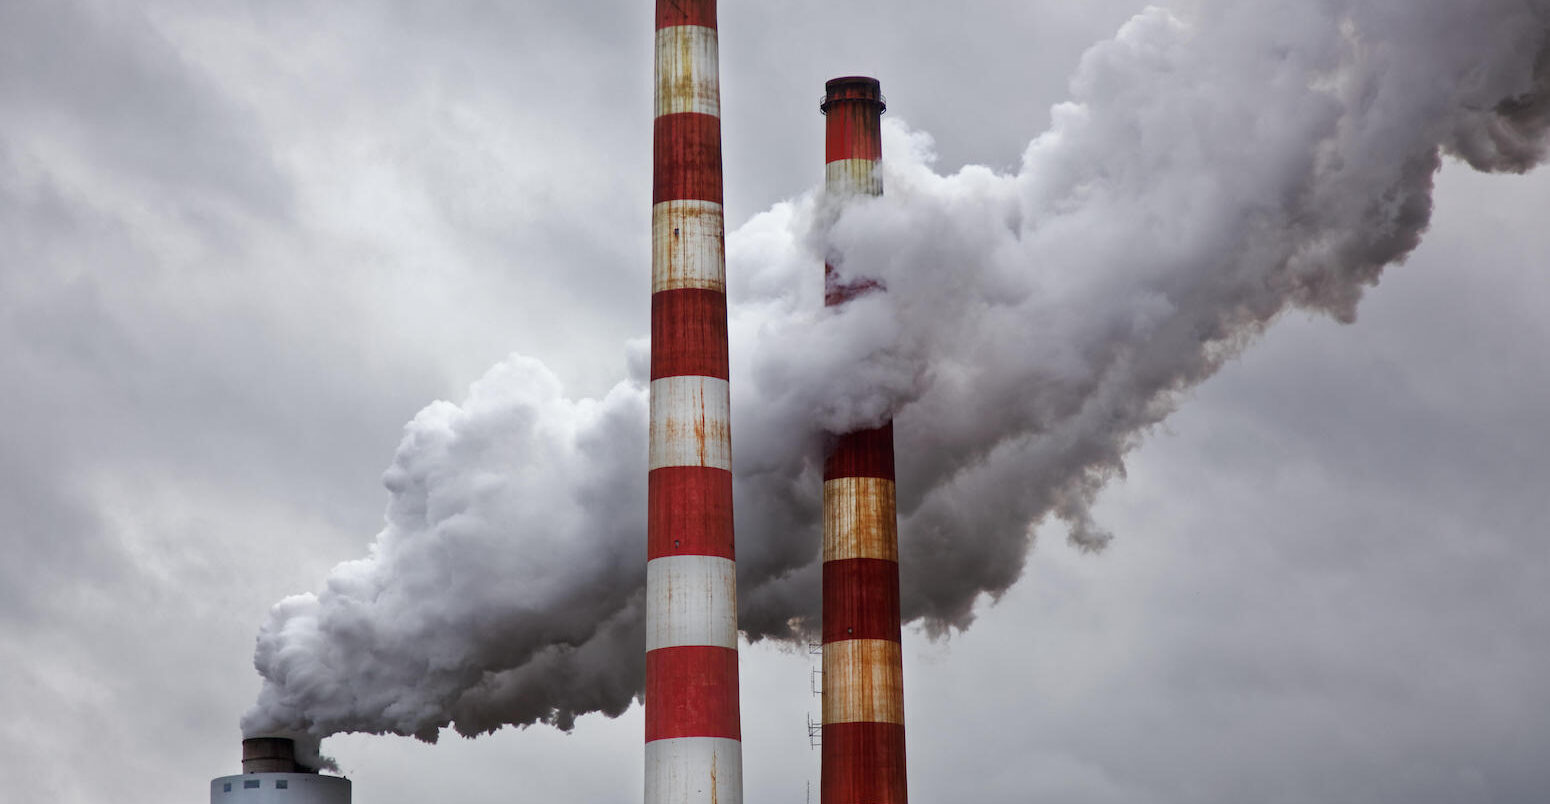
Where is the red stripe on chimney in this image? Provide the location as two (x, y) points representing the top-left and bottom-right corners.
(823, 424), (897, 481)
(821, 722), (908, 804)
(654, 113), (723, 204)
(656, 0), (716, 30)
(647, 467), (735, 560)
(651, 288), (730, 380)
(644, 645), (742, 741)
(822, 558), (903, 644)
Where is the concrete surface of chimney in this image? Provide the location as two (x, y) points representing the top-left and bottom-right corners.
(645, 2), (742, 804)
(819, 76), (908, 804)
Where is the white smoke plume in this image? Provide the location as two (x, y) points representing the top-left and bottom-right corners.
(244, 0), (1550, 752)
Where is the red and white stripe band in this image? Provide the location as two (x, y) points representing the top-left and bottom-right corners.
(820, 75), (907, 804)
(648, 3), (740, 804)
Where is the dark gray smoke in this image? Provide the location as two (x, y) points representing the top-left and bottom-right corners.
(244, 0), (1550, 754)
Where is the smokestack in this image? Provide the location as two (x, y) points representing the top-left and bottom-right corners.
(646, 2), (742, 804)
(819, 76), (907, 804)
(211, 738), (351, 803)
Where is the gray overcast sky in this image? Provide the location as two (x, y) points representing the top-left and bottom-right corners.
(3, 1), (1548, 802)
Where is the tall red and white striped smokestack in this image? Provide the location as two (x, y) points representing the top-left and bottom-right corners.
(645, 2), (741, 804)
(819, 76), (907, 804)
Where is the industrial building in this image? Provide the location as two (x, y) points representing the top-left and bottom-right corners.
(210, 738), (350, 804)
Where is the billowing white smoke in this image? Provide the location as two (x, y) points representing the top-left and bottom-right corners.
(244, 0), (1550, 753)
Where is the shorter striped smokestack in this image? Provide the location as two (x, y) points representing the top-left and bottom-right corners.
(819, 75), (907, 804)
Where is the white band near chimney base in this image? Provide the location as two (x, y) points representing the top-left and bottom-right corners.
(644, 737), (742, 804)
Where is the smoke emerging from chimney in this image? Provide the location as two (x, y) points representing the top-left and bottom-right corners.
(243, 0), (1550, 750)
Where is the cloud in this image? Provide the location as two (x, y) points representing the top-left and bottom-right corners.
(242, 0), (1550, 755)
